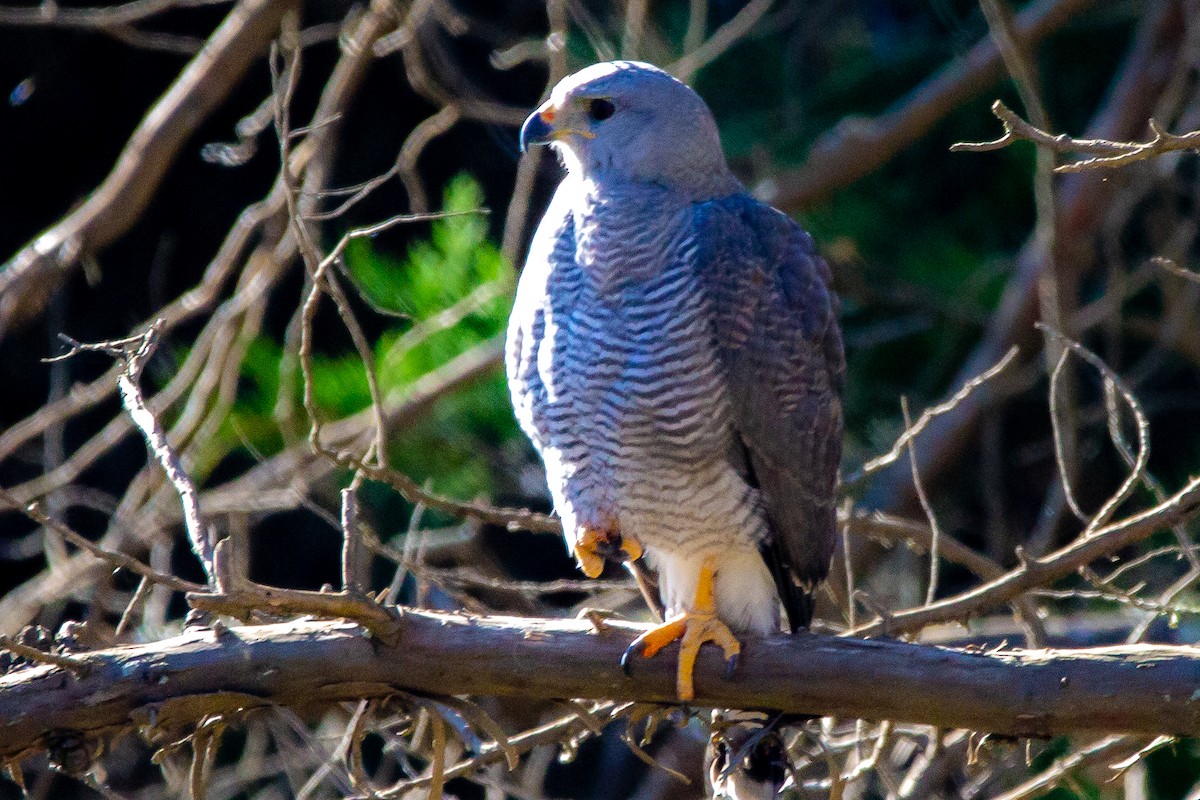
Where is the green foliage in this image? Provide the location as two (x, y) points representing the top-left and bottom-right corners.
(222, 174), (518, 515)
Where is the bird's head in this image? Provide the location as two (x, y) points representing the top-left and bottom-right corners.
(520, 61), (735, 196)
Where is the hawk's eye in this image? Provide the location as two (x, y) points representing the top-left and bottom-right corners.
(588, 98), (615, 121)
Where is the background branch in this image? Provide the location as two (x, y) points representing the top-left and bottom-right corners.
(0, 0), (296, 335)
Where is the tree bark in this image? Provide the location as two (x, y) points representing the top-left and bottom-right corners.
(4, 610), (1200, 760)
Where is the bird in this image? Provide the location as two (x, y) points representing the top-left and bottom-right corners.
(506, 61), (844, 704)
(706, 715), (789, 800)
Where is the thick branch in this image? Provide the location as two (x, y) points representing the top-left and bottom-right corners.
(5, 611), (1200, 762)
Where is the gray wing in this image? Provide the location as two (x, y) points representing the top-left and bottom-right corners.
(693, 194), (844, 631)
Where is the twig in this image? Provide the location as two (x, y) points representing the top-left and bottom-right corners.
(0, 635), (90, 677)
(986, 735), (1138, 800)
(360, 702), (626, 799)
(340, 466), (369, 595)
(847, 473), (1200, 637)
(841, 500), (856, 628)
(670, 0), (773, 81)
(189, 717), (223, 800)
(329, 452), (561, 534)
(50, 324), (217, 588)
(364, 513), (630, 597)
(953, 100), (1200, 172)
(1038, 324), (1151, 534)
(428, 712), (447, 800)
(1153, 255), (1200, 284)
(0, 0), (230, 27)
(1048, 348), (1088, 522)
(847, 346), (1019, 486)
(901, 398), (943, 607)
(0, 486), (202, 593)
(115, 576), (153, 638)
(186, 584), (399, 640)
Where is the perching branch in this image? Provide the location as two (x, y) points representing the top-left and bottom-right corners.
(6, 612), (1200, 765)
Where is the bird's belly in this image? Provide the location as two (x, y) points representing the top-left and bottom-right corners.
(569, 334), (766, 556)
(534, 261), (767, 553)
(609, 435), (763, 551)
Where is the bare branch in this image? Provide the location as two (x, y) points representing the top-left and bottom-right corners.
(847, 346), (1019, 486)
(0, 0), (297, 334)
(670, 0), (773, 82)
(0, 0), (230, 28)
(1038, 324), (1151, 534)
(849, 473), (1200, 637)
(7, 613), (1200, 767)
(0, 635), (90, 677)
(766, 0), (1100, 211)
(51, 324), (217, 587)
(987, 735), (1141, 800)
(0, 486), (202, 594)
(953, 100), (1200, 172)
(900, 398), (943, 606)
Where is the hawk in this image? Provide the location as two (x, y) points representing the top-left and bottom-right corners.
(507, 61), (844, 702)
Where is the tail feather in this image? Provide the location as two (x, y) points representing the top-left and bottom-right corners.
(760, 536), (815, 633)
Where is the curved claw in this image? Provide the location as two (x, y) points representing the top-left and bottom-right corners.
(620, 613), (740, 700)
(621, 641), (638, 676)
(574, 528), (643, 578)
(724, 651), (740, 680)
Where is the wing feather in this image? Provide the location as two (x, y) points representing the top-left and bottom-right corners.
(693, 195), (845, 631)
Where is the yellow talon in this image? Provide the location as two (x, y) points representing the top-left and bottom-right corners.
(621, 556), (741, 701)
(574, 528), (642, 578)
(620, 535), (643, 562)
(575, 547), (605, 578)
(574, 528), (606, 578)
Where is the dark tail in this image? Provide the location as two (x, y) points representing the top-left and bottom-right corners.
(761, 536), (815, 634)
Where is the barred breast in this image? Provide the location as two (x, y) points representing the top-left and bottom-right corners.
(508, 177), (776, 630)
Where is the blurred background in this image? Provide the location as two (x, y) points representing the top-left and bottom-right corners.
(1, 0), (1200, 797)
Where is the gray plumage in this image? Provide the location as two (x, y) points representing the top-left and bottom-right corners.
(507, 61), (843, 635)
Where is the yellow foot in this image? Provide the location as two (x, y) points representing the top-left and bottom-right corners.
(573, 527), (643, 579)
(621, 610), (741, 701)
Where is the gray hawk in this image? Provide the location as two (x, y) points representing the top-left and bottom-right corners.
(507, 61), (844, 701)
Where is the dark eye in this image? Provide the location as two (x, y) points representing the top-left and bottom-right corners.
(588, 98), (615, 121)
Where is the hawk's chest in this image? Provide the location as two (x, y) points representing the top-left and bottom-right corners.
(545, 195), (732, 461)
(569, 183), (687, 285)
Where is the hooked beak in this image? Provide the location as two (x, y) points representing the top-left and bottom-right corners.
(520, 103), (558, 152)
